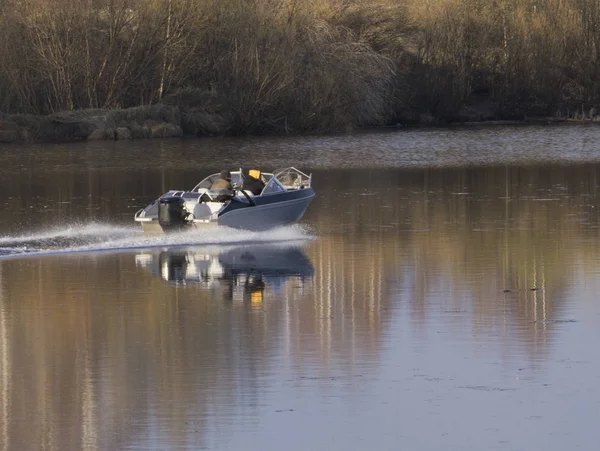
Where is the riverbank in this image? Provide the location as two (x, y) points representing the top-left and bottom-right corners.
(3, 103), (599, 145)
(0, 104), (230, 144)
(5, 1), (600, 146)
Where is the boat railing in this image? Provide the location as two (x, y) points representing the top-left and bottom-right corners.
(134, 208), (153, 222)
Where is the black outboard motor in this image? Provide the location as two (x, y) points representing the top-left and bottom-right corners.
(158, 196), (189, 232)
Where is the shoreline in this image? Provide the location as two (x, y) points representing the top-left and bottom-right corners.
(0, 104), (220, 145)
(1, 106), (599, 145)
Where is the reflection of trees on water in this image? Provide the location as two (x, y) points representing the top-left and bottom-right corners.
(0, 265), (9, 451)
(0, 244), (318, 450)
(0, 238), (395, 450)
(311, 166), (600, 361)
(0, 157), (220, 231)
(287, 235), (390, 372)
(2, 165), (600, 448)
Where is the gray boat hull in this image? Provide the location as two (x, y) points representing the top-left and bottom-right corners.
(217, 191), (314, 230)
(138, 189), (314, 233)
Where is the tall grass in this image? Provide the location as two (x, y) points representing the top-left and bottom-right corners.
(1, 0), (600, 135)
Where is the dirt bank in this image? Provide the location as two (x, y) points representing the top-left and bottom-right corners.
(0, 104), (226, 144)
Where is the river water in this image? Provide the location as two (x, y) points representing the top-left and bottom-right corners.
(1, 124), (600, 450)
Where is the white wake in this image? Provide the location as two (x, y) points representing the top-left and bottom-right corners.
(0, 222), (314, 259)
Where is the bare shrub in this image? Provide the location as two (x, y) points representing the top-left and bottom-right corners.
(2, 0), (600, 133)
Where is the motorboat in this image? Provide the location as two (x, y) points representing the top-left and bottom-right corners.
(134, 167), (315, 233)
(134, 244), (314, 302)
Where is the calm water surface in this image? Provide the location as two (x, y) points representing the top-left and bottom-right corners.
(1, 125), (600, 450)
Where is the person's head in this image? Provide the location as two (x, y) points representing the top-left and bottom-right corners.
(249, 169), (261, 180)
(220, 169), (231, 181)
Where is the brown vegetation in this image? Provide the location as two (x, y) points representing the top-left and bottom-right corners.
(1, 0), (600, 142)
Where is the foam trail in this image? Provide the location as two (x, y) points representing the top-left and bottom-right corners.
(68, 224), (313, 253)
(0, 222), (314, 259)
(0, 221), (140, 257)
(0, 222), (136, 246)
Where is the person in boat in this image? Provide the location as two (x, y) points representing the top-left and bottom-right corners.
(209, 169), (234, 201)
(212, 169), (233, 190)
(242, 169), (265, 195)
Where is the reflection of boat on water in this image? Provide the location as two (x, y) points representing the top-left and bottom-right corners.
(134, 167), (315, 233)
(135, 244), (314, 303)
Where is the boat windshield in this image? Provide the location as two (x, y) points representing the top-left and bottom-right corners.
(273, 167), (311, 189)
(192, 170), (244, 191)
(262, 176), (286, 195)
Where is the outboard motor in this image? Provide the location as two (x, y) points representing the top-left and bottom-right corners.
(158, 196), (189, 232)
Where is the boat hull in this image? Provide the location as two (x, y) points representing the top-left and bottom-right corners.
(137, 188), (314, 234)
(218, 191), (314, 230)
